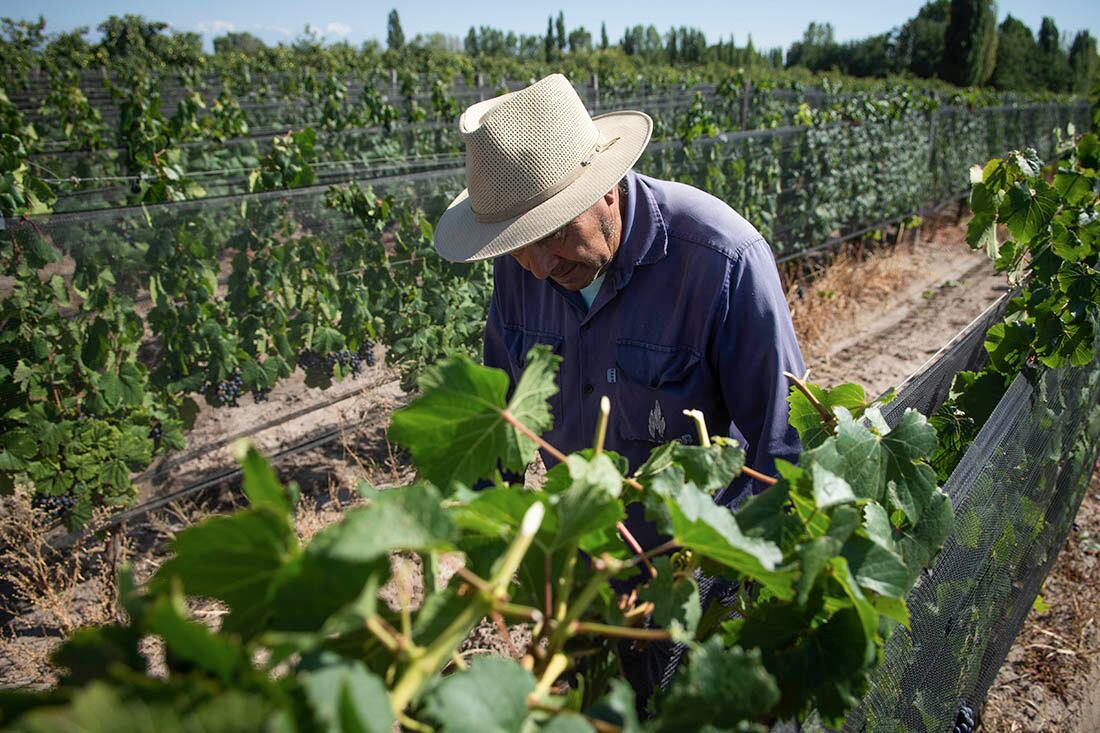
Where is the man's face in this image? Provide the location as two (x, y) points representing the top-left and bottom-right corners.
(508, 188), (621, 291)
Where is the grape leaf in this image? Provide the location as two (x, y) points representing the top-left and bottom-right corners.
(389, 345), (560, 489)
(423, 656), (535, 733)
(234, 440), (293, 516)
(997, 182), (1059, 244)
(666, 482), (792, 598)
(587, 679), (641, 733)
(655, 639), (779, 732)
(147, 592), (248, 683)
(544, 453), (624, 550)
(637, 557), (701, 632)
(150, 508), (296, 639)
(787, 382), (867, 449)
(300, 655), (393, 733)
(318, 482), (454, 563)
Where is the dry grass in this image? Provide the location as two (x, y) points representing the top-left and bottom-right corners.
(786, 238), (930, 363)
(0, 489), (122, 687)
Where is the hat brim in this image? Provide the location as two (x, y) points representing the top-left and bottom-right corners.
(434, 110), (653, 263)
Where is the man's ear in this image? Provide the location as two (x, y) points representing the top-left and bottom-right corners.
(602, 186), (617, 207)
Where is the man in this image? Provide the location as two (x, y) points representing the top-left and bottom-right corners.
(434, 74), (804, 542)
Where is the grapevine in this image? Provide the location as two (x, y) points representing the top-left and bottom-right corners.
(0, 348), (954, 730)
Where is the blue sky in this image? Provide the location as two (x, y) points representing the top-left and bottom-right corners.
(3, 1), (1098, 53)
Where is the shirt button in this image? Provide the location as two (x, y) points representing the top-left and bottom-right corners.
(583, 384), (594, 395)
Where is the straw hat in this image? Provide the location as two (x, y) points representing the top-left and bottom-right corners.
(434, 73), (652, 263)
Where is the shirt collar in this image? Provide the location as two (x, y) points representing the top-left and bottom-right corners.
(607, 171), (668, 291)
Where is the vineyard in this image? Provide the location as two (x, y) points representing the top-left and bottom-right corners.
(3, 17), (1100, 733)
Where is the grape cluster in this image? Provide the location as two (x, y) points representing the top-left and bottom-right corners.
(297, 341), (376, 377)
(252, 388), (271, 403)
(211, 369), (244, 407)
(953, 704), (976, 733)
(31, 491), (77, 518)
(148, 421), (163, 442)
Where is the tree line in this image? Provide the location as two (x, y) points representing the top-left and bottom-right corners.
(787, 0), (1097, 93)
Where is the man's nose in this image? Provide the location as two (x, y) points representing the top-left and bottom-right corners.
(525, 246), (559, 280)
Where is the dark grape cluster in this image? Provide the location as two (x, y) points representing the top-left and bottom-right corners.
(252, 388), (271, 403)
(31, 491), (77, 518)
(211, 368), (244, 407)
(148, 421), (163, 441)
(297, 341), (375, 377)
(953, 704), (976, 733)
(359, 339), (376, 368)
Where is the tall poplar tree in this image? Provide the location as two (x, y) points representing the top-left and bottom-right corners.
(386, 9), (405, 51)
(941, 0), (998, 86)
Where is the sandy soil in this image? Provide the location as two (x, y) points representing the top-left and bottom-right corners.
(2, 215), (1096, 733)
(980, 475), (1100, 733)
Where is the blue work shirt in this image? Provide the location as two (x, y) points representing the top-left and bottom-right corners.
(483, 171), (805, 548)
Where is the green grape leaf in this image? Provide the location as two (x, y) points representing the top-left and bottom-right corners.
(655, 639), (779, 732)
(841, 536), (912, 599)
(150, 507), (296, 639)
(423, 656), (536, 733)
(810, 463), (856, 509)
(52, 624), (144, 686)
(801, 412), (883, 502)
(966, 182), (999, 258)
(587, 679), (641, 733)
(795, 536), (842, 605)
(545, 453), (624, 550)
(300, 655), (394, 733)
(389, 345), (560, 489)
(997, 181), (1059, 244)
(637, 557), (701, 633)
(451, 487), (543, 539)
(1053, 170), (1092, 206)
(787, 382), (868, 449)
(666, 483), (792, 598)
(233, 440), (293, 516)
(668, 440), (746, 492)
(147, 591), (248, 683)
(880, 410), (939, 524)
(318, 482), (454, 563)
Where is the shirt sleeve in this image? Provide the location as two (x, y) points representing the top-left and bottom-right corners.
(712, 238), (805, 507)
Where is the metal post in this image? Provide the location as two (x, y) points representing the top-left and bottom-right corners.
(389, 67), (397, 94)
(591, 72), (600, 111)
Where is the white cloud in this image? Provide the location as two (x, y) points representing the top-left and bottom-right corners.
(196, 19), (236, 35)
(324, 22), (352, 38)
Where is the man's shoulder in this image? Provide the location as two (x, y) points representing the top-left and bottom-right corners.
(637, 173), (765, 263)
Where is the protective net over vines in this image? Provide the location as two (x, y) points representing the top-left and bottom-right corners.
(827, 348), (1100, 732)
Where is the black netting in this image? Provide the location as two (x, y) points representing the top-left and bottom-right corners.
(819, 354), (1100, 733)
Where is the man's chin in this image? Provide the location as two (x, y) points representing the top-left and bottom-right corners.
(552, 264), (599, 290)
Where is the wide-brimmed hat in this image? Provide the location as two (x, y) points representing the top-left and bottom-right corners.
(434, 74), (652, 263)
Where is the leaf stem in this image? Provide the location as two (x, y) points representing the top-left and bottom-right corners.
(529, 652), (569, 703)
(617, 521), (657, 579)
(500, 408), (641, 491)
(593, 395), (610, 455)
(388, 502), (545, 715)
(571, 621), (673, 641)
(541, 554), (623, 669)
(742, 465), (778, 486)
(783, 369), (836, 428)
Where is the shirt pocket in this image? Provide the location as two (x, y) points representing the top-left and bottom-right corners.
(613, 339), (709, 448)
(500, 325), (564, 418)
